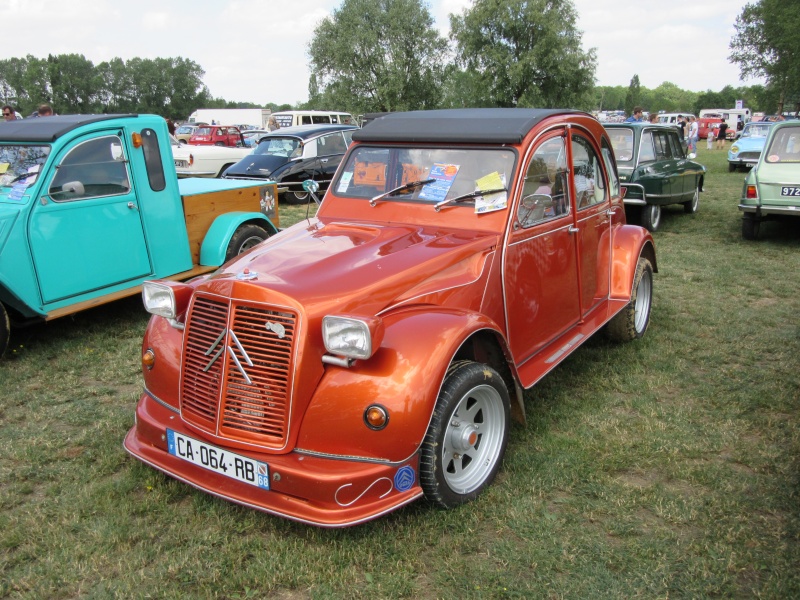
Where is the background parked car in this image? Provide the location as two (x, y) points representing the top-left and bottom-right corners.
(189, 125), (245, 147)
(606, 122), (706, 231)
(223, 124), (356, 204)
(728, 121), (775, 172)
(738, 120), (800, 239)
(170, 135), (253, 178)
(174, 124), (198, 144)
(241, 129), (270, 148)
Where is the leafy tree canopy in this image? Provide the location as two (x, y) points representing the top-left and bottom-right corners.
(307, 0), (448, 115)
(729, 0), (800, 113)
(449, 0), (596, 108)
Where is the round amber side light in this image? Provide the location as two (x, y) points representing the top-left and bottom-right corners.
(364, 405), (389, 430)
(142, 349), (156, 370)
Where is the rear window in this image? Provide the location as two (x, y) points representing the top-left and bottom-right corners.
(608, 129), (634, 162)
(765, 126), (800, 163)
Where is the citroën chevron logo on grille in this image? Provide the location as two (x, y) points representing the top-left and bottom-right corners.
(203, 327), (254, 385)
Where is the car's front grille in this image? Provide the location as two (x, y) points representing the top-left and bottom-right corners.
(180, 294), (298, 448)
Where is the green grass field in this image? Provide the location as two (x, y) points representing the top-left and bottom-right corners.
(1, 145), (798, 599)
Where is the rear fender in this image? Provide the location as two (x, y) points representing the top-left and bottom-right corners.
(611, 224), (657, 300)
(199, 212), (278, 266)
(295, 308), (506, 464)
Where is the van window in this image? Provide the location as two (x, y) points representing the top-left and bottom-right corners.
(49, 135), (131, 201)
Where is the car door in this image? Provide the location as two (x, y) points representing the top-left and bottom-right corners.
(666, 130), (691, 200)
(29, 132), (152, 304)
(644, 128), (678, 201)
(571, 133), (611, 316)
(315, 132), (350, 186)
(505, 132), (580, 363)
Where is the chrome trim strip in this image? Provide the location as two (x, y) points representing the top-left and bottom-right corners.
(144, 388), (180, 414)
(294, 447), (407, 466)
(738, 203), (800, 216)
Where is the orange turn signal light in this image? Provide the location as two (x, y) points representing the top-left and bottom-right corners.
(142, 349), (156, 370)
(131, 132), (143, 148)
(364, 405), (389, 430)
(746, 185), (758, 200)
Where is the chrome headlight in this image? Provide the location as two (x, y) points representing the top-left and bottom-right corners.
(730, 145), (740, 154)
(322, 315), (384, 360)
(142, 281), (178, 319)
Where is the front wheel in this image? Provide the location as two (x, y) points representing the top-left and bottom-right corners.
(683, 186), (699, 214)
(225, 224), (270, 261)
(742, 213), (760, 240)
(641, 203), (661, 232)
(0, 303), (9, 358)
(606, 257), (654, 342)
(728, 162), (737, 172)
(420, 361), (510, 508)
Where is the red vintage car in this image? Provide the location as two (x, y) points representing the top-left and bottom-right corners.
(188, 125), (245, 147)
(124, 109), (657, 527)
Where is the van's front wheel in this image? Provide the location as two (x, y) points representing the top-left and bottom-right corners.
(420, 361), (510, 508)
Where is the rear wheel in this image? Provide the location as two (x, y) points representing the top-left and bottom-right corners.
(282, 190), (311, 205)
(420, 361), (510, 508)
(606, 257), (653, 342)
(641, 204), (661, 232)
(683, 186), (700, 214)
(742, 213), (760, 240)
(225, 224), (270, 261)
(0, 303), (9, 358)
(728, 162), (737, 172)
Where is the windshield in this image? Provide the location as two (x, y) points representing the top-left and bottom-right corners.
(765, 126), (800, 163)
(332, 147), (516, 208)
(742, 123), (772, 138)
(607, 129), (634, 162)
(253, 137), (302, 158)
(176, 126), (194, 134)
(0, 144), (51, 198)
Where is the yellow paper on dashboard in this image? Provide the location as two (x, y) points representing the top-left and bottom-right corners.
(474, 171), (507, 213)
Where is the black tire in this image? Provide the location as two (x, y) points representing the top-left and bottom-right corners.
(420, 361), (510, 508)
(641, 203), (661, 232)
(683, 186), (700, 214)
(281, 190), (311, 205)
(606, 257), (653, 342)
(0, 303), (9, 359)
(225, 224), (270, 262)
(728, 162), (737, 172)
(742, 214), (760, 240)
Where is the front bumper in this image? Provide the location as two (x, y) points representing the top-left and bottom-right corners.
(124, 393), (423, 527)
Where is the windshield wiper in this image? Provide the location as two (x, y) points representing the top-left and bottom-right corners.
(434, 188), (507, 212)
(0, 172), (36, 187)
(369, 178), (435, 206)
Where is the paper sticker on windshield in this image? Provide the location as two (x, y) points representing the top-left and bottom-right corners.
(337, 171), (353, 193)
(0, 163), (8, 174)
(418, 163), (459, 202)
(475, 172), (507, 213)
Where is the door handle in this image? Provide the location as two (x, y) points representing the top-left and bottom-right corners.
(568, 226), (579, 234)
(127, 202), (138, 210)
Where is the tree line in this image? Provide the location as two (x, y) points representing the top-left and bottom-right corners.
(2, 0), (796, 120)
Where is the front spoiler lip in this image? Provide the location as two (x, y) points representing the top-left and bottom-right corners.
(123, 394), (423, 528)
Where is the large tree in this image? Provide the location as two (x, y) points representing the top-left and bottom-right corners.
(625, 74), (641, 115)
(307, 0), (448, 114)
(729, 0), (800, 114)
(449, 0), (596, 108)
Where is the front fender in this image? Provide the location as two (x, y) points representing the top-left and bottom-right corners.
(295, 307), (504, 464)
(611, 224), (657, 300)
(199, 212), (278, 266)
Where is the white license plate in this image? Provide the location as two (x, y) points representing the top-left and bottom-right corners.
(781, 187), (800, 197)
(167, 429), (269, 490)
(174, 160), (187, 168)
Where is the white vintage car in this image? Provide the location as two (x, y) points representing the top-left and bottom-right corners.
(170, 136), (253, 178)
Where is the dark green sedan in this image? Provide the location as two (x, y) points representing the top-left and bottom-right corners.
(605, 123), (706, 231)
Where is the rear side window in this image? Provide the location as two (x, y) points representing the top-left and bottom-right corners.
(653, 132), (672, 160)
(639, 131), (656, 163)
(141, 128), (166, 191)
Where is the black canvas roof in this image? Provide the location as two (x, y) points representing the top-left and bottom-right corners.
(0, 114), (137, 143)
(353, 108), (582, 144)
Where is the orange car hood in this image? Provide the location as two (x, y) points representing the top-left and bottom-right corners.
(207, 218), (498, 316)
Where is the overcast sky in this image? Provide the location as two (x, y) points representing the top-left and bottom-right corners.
(2, 0), (760, 111)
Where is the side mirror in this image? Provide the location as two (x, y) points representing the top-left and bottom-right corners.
(303, 179), (321, 205)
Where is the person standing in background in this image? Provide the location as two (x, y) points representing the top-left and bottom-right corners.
(2, 105), (16, 121)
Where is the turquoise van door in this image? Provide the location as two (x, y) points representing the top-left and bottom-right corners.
(29, 133), (152, 304)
